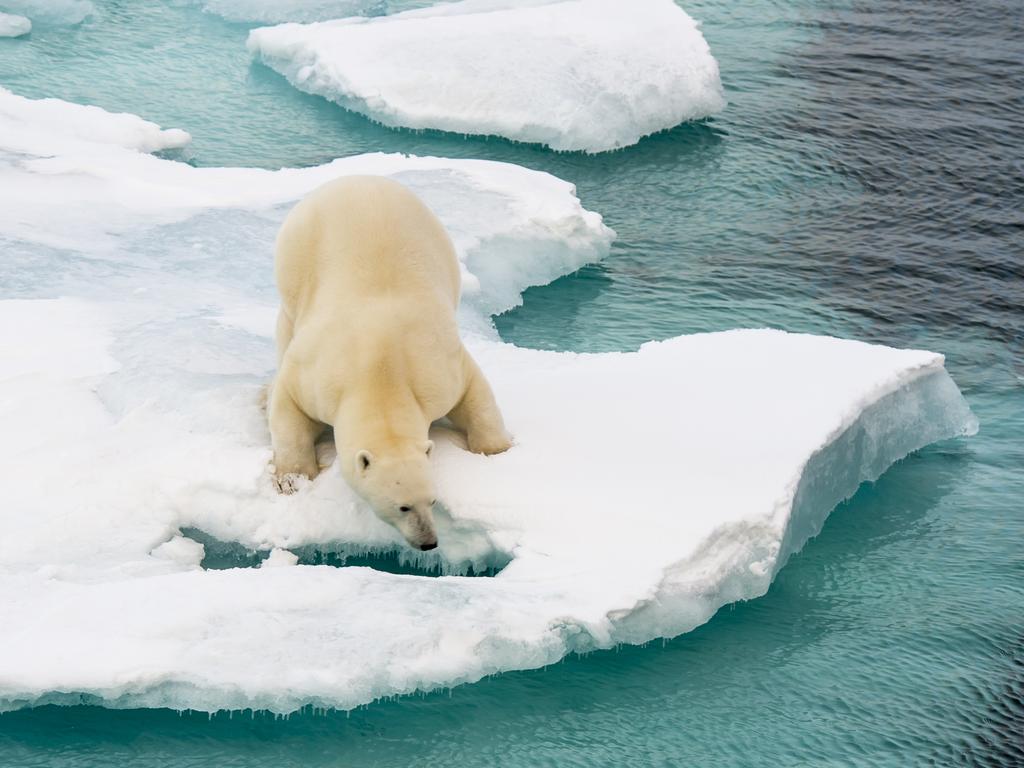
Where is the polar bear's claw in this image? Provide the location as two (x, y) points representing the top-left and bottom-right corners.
(272, 472), (305, 495)
(468, 432), (513, 456)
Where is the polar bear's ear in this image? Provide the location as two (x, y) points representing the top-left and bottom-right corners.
(356, 450), (373, 475)
(424, 440), (434, 457)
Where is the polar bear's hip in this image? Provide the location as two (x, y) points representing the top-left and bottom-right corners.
(274, 175), (461, 322)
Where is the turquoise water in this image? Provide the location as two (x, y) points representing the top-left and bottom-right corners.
(2, 0), (1022, 765)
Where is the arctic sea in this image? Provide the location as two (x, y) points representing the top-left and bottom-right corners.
(0, 0), (1021, 765)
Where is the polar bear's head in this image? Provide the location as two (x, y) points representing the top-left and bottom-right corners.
(348, 440), (438, 551)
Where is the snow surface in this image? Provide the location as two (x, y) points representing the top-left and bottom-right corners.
(248, 0), (727, 153)
(0, 11), (31, 36)
(0, 0), (93, 24)
(0, 94), (975, 713)
(0, 87), (191, 155)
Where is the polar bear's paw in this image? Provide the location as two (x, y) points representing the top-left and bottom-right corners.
(468, 430), (513, 456)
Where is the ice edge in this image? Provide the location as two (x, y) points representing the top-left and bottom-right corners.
(607, 361), (977, 646)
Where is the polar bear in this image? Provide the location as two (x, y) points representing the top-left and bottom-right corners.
(269, 175), (512, 550)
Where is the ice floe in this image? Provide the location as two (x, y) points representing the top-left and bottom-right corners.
(0, 88), (611, 318)
(0, 11), (31, 35)
(0, 95), (974, 713)
(248, 0), (727, 152)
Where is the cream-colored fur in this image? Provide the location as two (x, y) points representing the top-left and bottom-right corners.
(269, 175), (511, 550)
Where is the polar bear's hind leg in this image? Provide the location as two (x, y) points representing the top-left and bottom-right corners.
(447, 353), (512, 456)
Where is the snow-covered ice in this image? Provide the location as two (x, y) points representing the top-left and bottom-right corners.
(0, 95), (974, 713)
(248, 0), (727, 153)
(0, 11), (31, 36)
(0, 87), (191, 155)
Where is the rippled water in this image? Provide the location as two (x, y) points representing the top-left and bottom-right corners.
(1, 0), (1022, 765)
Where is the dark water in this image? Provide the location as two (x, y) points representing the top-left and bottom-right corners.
(1, 0), (1022, 765)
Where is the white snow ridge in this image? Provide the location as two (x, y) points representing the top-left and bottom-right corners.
(0, 87), (191, 154)
(0, 94), (974, 714)
(248, 0), (727, 153)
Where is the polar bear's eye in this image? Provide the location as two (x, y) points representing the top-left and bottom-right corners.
(399, 505), (411, 513)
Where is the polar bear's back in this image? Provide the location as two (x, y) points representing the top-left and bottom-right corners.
(275, 175), (461, 323)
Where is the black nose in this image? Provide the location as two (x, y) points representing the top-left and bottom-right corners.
(419, 541), (437, 551)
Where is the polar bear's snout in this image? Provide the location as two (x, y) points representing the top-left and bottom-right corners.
(345, 447), (441, 551)
(397, 500), (438, 552)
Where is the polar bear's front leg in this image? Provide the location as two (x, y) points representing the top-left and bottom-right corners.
(447, 352), (512, 456)
(268, 384), (320, 492)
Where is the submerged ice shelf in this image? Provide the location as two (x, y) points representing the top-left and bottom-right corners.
(195, 0), (406, 24)
(248, 0), (726, 153)
(0, 94), (975, 714)
(0, 12), (31, 36)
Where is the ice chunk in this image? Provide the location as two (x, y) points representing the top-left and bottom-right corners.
(150, 536), (206, 569)
(248, 0), (727, 153)
(0, 0), (93, 24)
(0, 93), (974, 714)
(261, 548), (300, 568)
(0, 87), (191, 155)
(0, 12), (31, 36)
